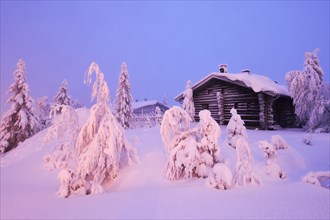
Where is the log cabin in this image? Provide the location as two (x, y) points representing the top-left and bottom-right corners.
(175, 66), (296, 130)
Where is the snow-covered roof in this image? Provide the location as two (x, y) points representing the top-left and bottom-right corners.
(132, 100), (168, 110)
(175, 72), (290, 101)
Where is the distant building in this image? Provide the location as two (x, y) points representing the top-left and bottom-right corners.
(175, 67), (296, 130)
(132, 100), (169, 115)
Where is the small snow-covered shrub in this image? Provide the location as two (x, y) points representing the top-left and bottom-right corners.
(165, 132), (200, 180)
(233, 137), (261, 186)
(57, 168), (73, 198)
(227, 108), (247, 149)
(271, 135), (289, 150)
(207, 163), (233, 190)
(303, 171), (330, 188)
(161, 108), (221, 180)
(259, 140), (287, 179)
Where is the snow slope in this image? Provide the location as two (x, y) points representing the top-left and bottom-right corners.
(1, 108), (329, 219)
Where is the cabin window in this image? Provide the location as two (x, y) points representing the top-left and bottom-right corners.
(202, 104), (209, 110)
(207, 89), (213, 95)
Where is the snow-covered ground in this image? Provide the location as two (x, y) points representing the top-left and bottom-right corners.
(1, 108), (329, 219)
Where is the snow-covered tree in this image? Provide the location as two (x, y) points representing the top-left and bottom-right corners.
(227, 108), (247, 149)
(160, 107), (221, 180)
(207, 163), (233, 190)
(233, 137), (261, 186)
(196, 110), (221, 177)
(115, 62), (133, 129)
(306, 83), (330, 133)
(36, 96), (51, 128)
(271, 135), (289, 150)
(71, 62), (138, 197)
(155, 106), (163, 125)
(286, 48), (325, 127)
(43, 104), (81, 198)
(43, 104), (80, 172)
(160, 106), (191, 153)
(0, 59), (41, 153)
(183, 80), (195, 121)
(71, 99), (84, 109)
(54, 79), (72, 114)
(259, 140), (287, 179)
(160, 106), (196, 180)
(302, 171), (330, 188)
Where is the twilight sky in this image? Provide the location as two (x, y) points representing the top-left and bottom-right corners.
(1, 1), (329, 117)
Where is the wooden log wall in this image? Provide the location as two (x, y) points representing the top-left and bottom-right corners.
(193, 78), (261, 127)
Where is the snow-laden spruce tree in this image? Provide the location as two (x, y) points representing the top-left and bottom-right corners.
(195, 110), (221, 177)
(0, 59), (41, 153)
(259, 140), (287, 179)
(36, 96), (51, 128)
(286, 48), (324, 127)
(43, 104), (80, 198)
(233, 137), (261, 186)
(227, 108), (247, 149)
(54, 79), (72, 114)
(183, 80), (195, 121)
(160, 107), (221, 180)
(72, 62), (138, 196)
(115, 62), (133, 129)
